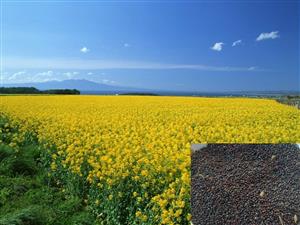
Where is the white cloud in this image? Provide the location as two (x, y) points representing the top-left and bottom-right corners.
(4, 57), (263, 72)
(123, 43), (130, 48)
(256, 31), (279, 41)
(211, 42), (224, 51)
(63, 71), (79, 79)
(6, 70), (57, 83)
(63, 72), (73, 79)
(36, 70), (53, 77)
(33, 71), (56, 82)
(80, 46), (90, 53)
(87, 72), (93, 75)
(8, 71), (27, 80)
(101, 79), (115, 84)
(232, 40), (242, 47)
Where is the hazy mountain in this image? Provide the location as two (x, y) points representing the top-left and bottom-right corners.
(1, 79), (298, 96)
(1, 79), (150, 93)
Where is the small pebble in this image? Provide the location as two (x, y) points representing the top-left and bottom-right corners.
(259, 191), (265, 197)
(294, 214), (298, 224)
(271, 155), (276, 160)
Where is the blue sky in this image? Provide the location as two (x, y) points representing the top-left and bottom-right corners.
(1, 1), (299, 92)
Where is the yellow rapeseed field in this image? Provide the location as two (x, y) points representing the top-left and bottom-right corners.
(0, 95), (299, 224)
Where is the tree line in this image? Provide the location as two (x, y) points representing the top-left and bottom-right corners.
(0, 87), (80, 95)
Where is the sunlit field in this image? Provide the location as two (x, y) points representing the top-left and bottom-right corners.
(1, 95), (299, 224)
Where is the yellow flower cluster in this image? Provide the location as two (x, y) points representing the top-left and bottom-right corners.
(0, 95), (299, 224)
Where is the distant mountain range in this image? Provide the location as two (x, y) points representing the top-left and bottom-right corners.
(1, 79), (151, 94)
(1, 79), (299, 96)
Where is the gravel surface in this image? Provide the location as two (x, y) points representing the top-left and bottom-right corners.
(191, 144), (300, 225)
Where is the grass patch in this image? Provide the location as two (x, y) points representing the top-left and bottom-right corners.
(0, 144), (14, 161)
(0, 118), (98, 225)
(0, 205), (45, 225)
